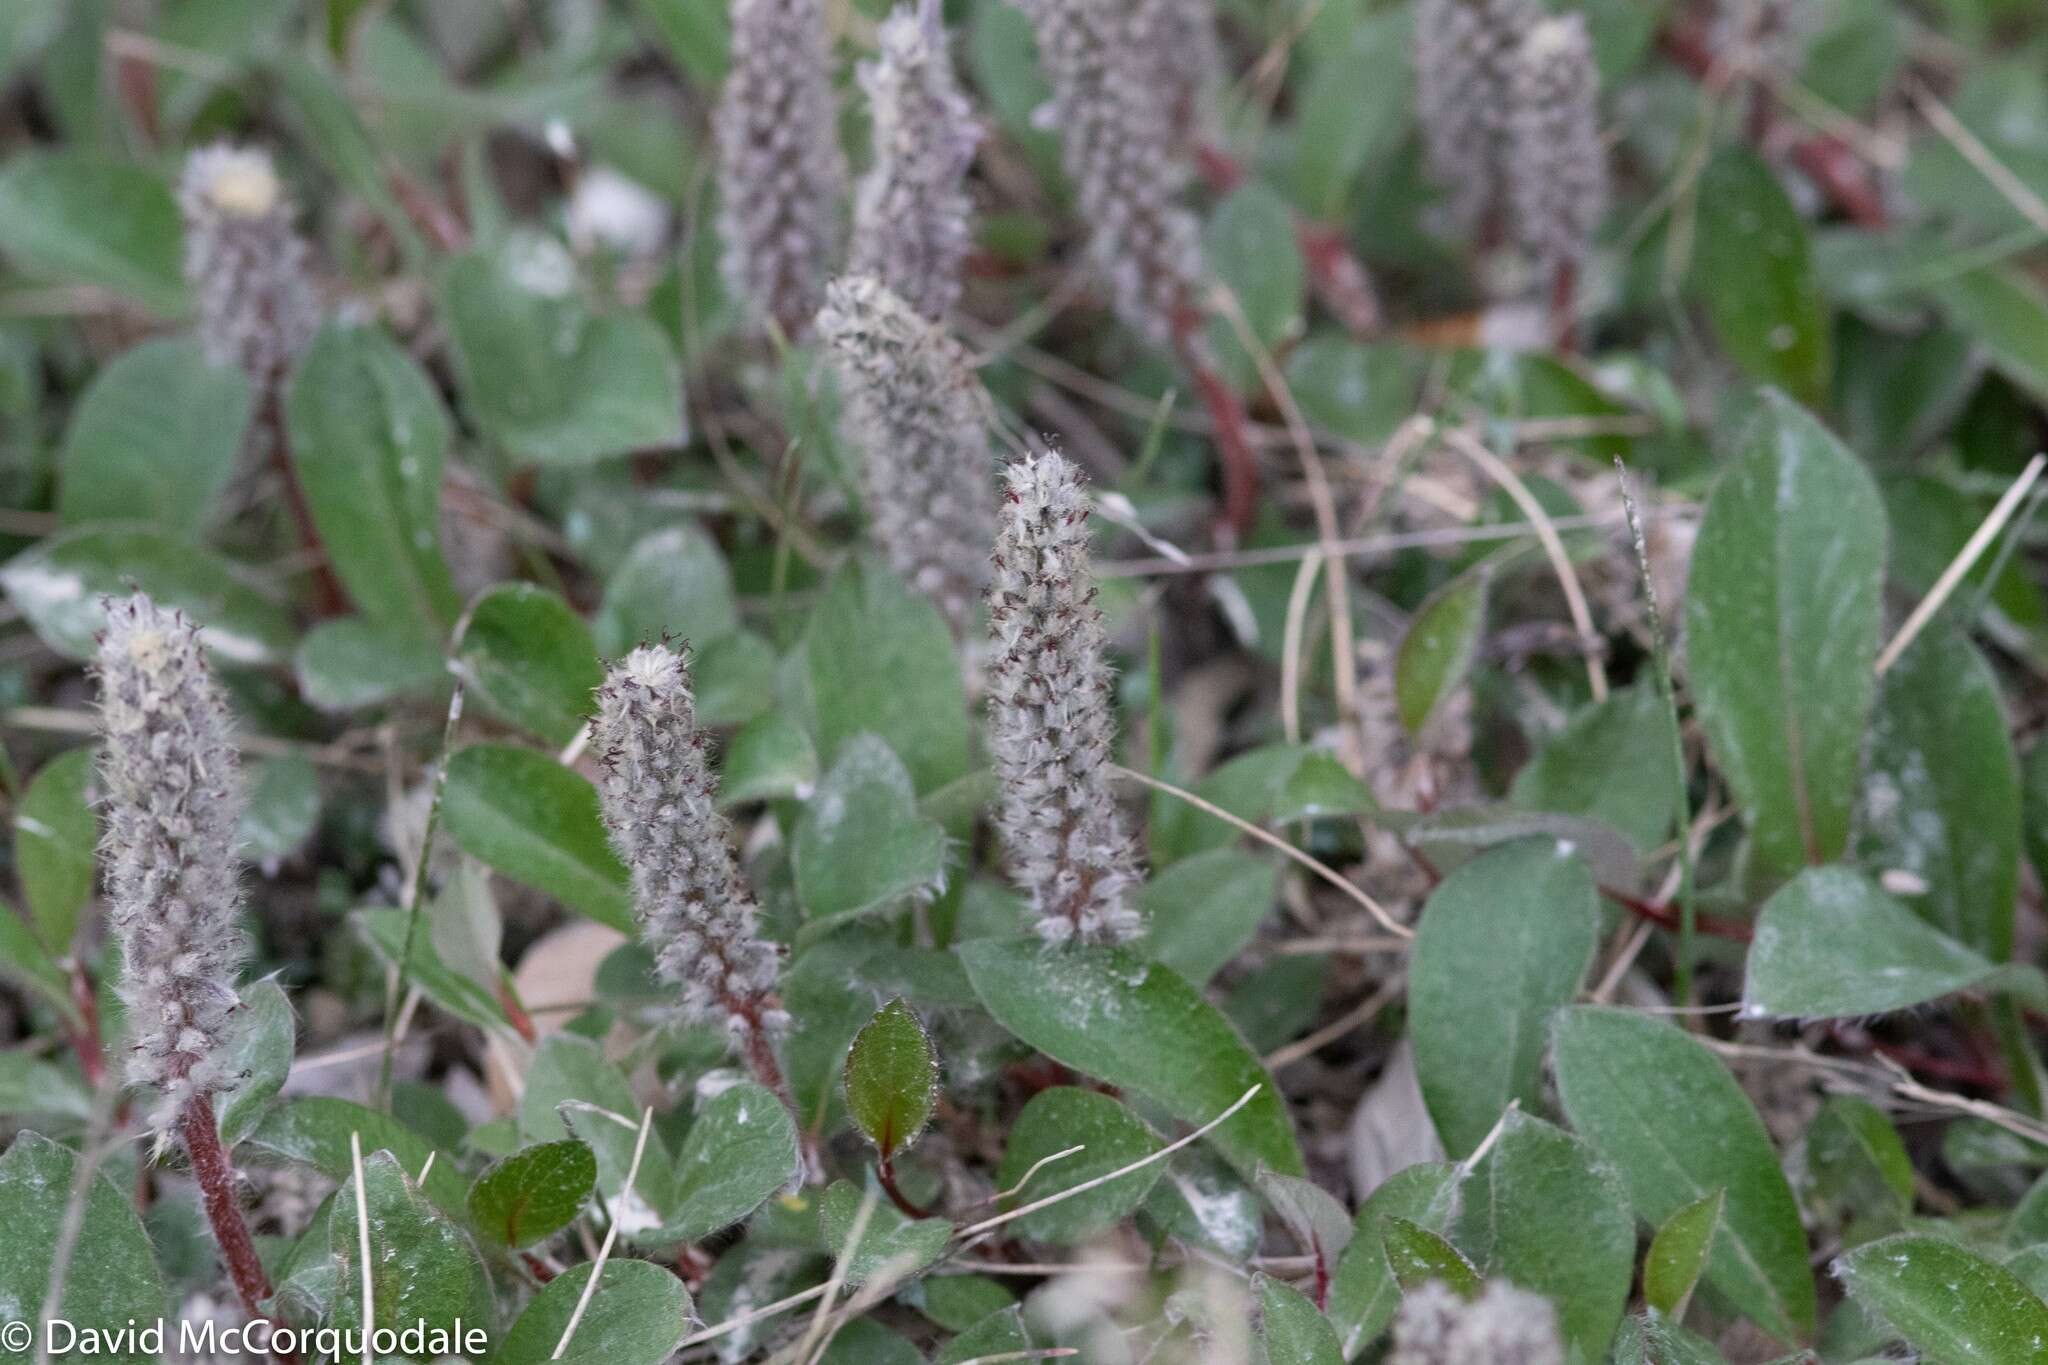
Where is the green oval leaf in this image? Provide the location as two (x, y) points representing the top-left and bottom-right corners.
(996, 1088), (1165, 1245)
(807, 564), (969, 794)
(1326, 1162), (1463, 1355)
(1806, 1095), (1912, 1226)
(467, 1139), (597, 1248)
(820, 1179), (953, 1285)
(1687, 148), (1830, 402)
(0, 524), (294, 665)
(0, 1132), (167, 1359)
(495, 1258), (693, 1365)
(14, 746), (95, 955)
(1644, 1190), (1722, 1317)
(1836, 1233), (2048, 1364)
(1381, 1216), (1481, 1297)
(1396, 565), (1488, 736)
(1684, 390), (1886, 877)
(1551, 1006), (1816, 1341)
(329, 1150), (495, 1340)
(0, 152), (186, 314)
(958, 938), (1304, 1179)
(441, 744), (633, 932)
(845, 998), (940, 1159)
(793, 735), (947, 921)
(1258, 1274), (1344, 1365)
(454, 584), (604, 748)
(285, 323), (462, 637)
(651, 1080), (801, 1245)
(1410, 838), (1599, 1157)
(214, 979), (296, 1148)
(594, 524), (739, 657)
(58, 337), (251, 535)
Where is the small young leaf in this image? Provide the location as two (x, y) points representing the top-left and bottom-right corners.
(1742, 865), (2047, 1019)
(995, 1088), (1164, 1245)
(1260, 1171), (1356, 1270)
(845, 997), (939, 1159)
(1836, 1233), (2048, 1363)
(441, 744), (634, 933)
(1257, 1274), (1344, 1365)
(467, 1139), (598, 1248)
(1381, 1216), (1481, 1297)
(1644, 1190), (1723, 1317)
(14, 746), (95, 955)
(958, 938), (1304, 1179)
(793, 736), (947, 921)
(1410, 838), (1599, 1157)
(1551, 1006), (1816, 1341)
(1395, 565), (1488, 736)
(1328, 1164), (1463, 1355)
(1684, 390), (1886, 877)
(214, 979), (296, 1148)
(494, 1259), (692, 1365)
(0, 1132), (167, 1358)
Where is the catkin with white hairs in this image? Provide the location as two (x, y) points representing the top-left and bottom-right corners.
(1388, 1281), (1565, 1365)
(1143, 0), (1223, 163)
(715, 0), (846, 338)
(986, 449), (1144, 946)
(1018, 0), (1205, 349)
(851, 0), (979, 323)
(95, 594), (250, 1128)
(178, 144), (321, 384)
(816, 274), (996, 635)
(1506, 14), (1607, 277)
(592, 645), (789, 1050)
(1414, 0), (1541, 238)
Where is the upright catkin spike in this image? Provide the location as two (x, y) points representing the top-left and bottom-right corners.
(94, 594), (250, 1126)
(177, 144), (321, 385)
(1414, 0), (1541, 238)
(851, 0), (979, 323)
(591, 645), (791, 1083)
(1388, 1281), (1564, 1365)
(716, 0), (846, 339)
(1506, 15), (1607, 279)
(986, 449), (1144, 946)
(1018, 0), (1204, 349)
(816, 275), (996, 635)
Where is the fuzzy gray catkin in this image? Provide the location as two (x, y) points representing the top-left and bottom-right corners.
(851, 0), (979, 323)
(1388, 1281), (1565, 1365)
(986, 449), (1143, 945)
(716, 0), (846, 338)
(592, 645), (789, 1045)
(95, 594), (250, 1126)
(1414, 0), (1541, 238)
(178, 144), (321, 384)
(1506, 15), (1607, 276)
(1018, 0), (1204, 349)
(816, 274), (996, 635)
(1143, 0), (1222, 163)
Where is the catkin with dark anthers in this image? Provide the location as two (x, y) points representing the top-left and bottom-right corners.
(1506, 15), (1607, 277)
(1388, 1281), (1565, 1365)
(1017, 0), (1205, 350)
(178, 145), (321, 385)
(986, 450), (1144, 946)
(592, 645), (790, 1048)
(715, 0), (846, 339)
(1414, 0), (1541, 238)
(851, 0), (979, 324)
(816, 275), (996, 636)
(94, 594), (251, 1128)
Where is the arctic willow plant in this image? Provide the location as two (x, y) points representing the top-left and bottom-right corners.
(1507, 16), (1607, 289)
(816, 274), (996, 635)
(1018, 0), (1205, 349)
(986, 449), (1144, 946)
(177, 143), (320, 386)
(1414, 0), (1540, 238)
(94, 593), (274, 1322)
(592, 644), (792, 1095)
(715, 0), (845, 338)
(850, 0), (979, 323)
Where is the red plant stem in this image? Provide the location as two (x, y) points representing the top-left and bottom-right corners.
(1550, 259), (1580, 355)
(495, 981), (538, 1045)
(180, 1096), (292, 1361)
(1174, 328), (1261, 538)
(1311, 1239), (1330, 1311)
(876, 1154), (935, 1220)
(1660, 24), (1887, 229)
(68, 962), (106, 1089)
(1601, 885), (1753, 943)
(521, 1251), (558, 1284)
(259, 388), (348, 617)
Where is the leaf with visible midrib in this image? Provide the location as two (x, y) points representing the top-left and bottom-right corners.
(1683, 390), (1887, 878)
(958, 939), (1304, 1179)
(441, 744), (633, 932)
(1836, 1234), (2048, 1364)
(845, 998), (939, 1158)
(1551, 1006), (1815, 1342)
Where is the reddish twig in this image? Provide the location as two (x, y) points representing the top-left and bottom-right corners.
(1174, 327), (1262, 539)
(1661, 24), (1887, 228)
(259, 389), (348, 617)
(876, 1154), (935, 1220)
(1601, 885), (1753, 943)
(68, 962), (106, 1089)
(1195, 141), (1384, 341)
(180, 1095), (293, 1361)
